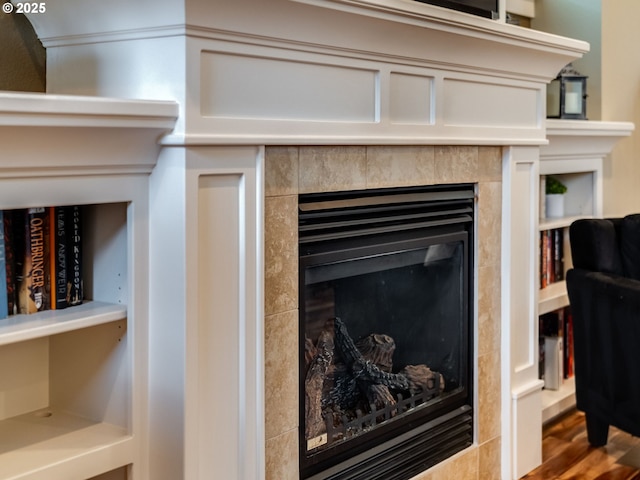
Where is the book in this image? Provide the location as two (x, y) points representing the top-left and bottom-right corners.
(4, 210), (18, 316)
(546, 230), (554, 284)
(553, 228), (564, 282)
(540, 231), (548, 288)
(540, 228), (566, 289)
(538, 316), (546, 381)
(11, 210), (25, 315)
(564, 307), (574, 379)
(67, 205), (83, 307)
(539, 307), (573, 388)
(544, 335), (563, 390)
(540, 309), (564, 337)
(50, 206), (70, 310)
(0, 211), (7, 319)
(18, 207), (50, 314)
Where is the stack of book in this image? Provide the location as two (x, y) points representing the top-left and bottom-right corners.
(538, 306), (574, 390)
(540, 228), (565, 289)
(0, 206), (83, 320)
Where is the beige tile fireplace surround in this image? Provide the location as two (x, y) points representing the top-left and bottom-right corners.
(264, 145), (502, 479)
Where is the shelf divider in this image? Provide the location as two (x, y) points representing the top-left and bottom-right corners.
(0, 301), (127, 346)
(0, 407), (133, 480)
(539, 214), (592, 231)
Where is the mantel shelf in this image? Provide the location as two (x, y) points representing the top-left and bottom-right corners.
(0, 92), (178, 176)
(542, 120), (635, 160)
(0, 91), (178, 129)
(546, 119), (635, 137)
(292, 0), (588, 56)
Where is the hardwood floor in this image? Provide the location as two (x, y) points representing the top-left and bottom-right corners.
(521, 409), (640, 480)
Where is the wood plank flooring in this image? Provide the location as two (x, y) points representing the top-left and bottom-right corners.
(521, 409), (640, 480)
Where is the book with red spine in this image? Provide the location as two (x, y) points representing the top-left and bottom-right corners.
(18, 207), (50, 314)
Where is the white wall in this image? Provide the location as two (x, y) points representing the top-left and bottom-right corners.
(531, 0), (601, 121)
(601, 1), (640, 216)
(532, 0), (640, 216)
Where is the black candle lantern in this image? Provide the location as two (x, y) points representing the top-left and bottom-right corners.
(547, 64), (588, 120)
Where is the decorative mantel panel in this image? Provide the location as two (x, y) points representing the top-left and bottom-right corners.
(17, 1), (590, 479)
(185, 35), (547, 145)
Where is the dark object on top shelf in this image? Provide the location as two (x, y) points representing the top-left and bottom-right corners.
(566, 215), (640, 447)
(413, 0), (499, 19)
(547, 63), (588, 120)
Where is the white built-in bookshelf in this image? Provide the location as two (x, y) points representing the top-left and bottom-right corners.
(538, 119), (634, 424)
(0, 93), (177, 480)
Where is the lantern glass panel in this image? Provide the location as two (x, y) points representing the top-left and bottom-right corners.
(564, 79), (583, 115)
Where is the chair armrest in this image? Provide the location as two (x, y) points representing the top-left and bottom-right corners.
(567, 268), (640, 300)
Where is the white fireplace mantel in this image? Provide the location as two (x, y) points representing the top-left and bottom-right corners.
(20, 0), (587, 146)
(14, 1), (594, 479)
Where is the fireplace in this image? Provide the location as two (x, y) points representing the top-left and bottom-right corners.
(263, 144), (503, 480)
(16, 0), (590, 477)
(299, 184), (475, 479)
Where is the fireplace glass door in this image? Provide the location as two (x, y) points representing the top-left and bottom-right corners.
(299, 185), (474, 480)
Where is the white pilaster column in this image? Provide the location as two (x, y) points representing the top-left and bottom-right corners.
(501, 145), (544, 480)
(149, 145), (265, 480)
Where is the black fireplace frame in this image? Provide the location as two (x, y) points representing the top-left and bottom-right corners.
(413, 0), (499, 19)
(298, 184), (475, 480)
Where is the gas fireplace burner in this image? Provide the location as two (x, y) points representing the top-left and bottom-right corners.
(299, 185), (475, 480)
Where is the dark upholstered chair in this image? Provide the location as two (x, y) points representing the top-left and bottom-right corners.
(566, 215), (640, 446)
